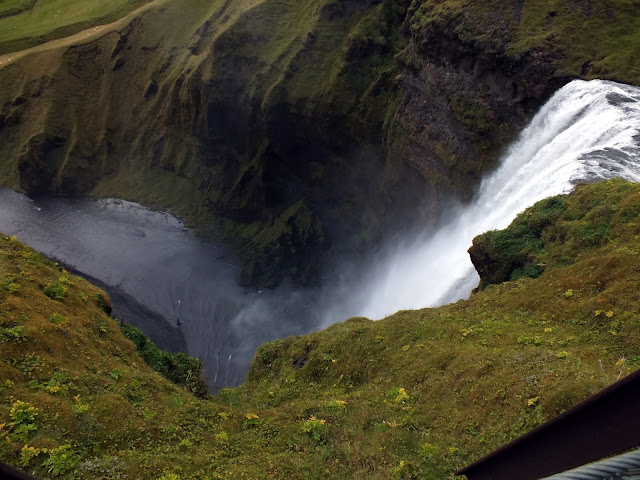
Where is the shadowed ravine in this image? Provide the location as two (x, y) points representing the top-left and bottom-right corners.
(0, 79), (639, 391)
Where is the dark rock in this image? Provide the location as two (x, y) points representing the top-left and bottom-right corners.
(468, 234), (517, 290)
(304, 32), (316, 48)
(17, 133), (66, 194)
(293, 356), (307, 369)
(112, 57), (126, 71)
(144, 80), (158, 99)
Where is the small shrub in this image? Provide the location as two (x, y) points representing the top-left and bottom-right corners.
(327, 399), (347, 411)
(16, 353), (41, 373)
(392, 460), (420, 480)
(20, 445), (45, 467)
(48, 313), (68, 325)
(1, 274), (21, 292)
(178, 438), (193, 448)
(44, 282), (67, 301)
(42, 444), (79, 476)
(0, 325), (26, 342)
(44, 370), (70, 394)
(243, 413), (261, 429)
(20, 250), (39, 263)
(301, 416), (329, 443)
(10, 400), (38, 425)
(387, 387), (409, 404)
(57, 275), (73, 286)
(72, 396), (89, 415)
(419, 443), (439, 459)
(9, 400), (38, 441)
(157, 474), (180, 480)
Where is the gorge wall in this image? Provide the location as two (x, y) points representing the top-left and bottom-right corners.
(0, 0), (638, 286)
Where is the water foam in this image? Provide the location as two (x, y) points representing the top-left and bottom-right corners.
(338, 80), (640, 321)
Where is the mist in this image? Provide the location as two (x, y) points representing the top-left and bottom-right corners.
(0, 80), (639, 391)
(314, 79), (640, 325)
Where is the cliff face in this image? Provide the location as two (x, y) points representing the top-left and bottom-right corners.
(0, 0), (638, 286)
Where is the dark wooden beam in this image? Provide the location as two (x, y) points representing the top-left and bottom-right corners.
(458, 368), (640, 480)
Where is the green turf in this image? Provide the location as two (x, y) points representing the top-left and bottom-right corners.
(0, 0), (152, 52)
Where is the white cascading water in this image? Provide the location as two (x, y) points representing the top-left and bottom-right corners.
(1, 79), (639, 387)
(347, 79), (640, 321)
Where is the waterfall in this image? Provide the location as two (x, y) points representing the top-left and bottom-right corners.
(351, 79), (640, 320)
(1, 79), (639, 389)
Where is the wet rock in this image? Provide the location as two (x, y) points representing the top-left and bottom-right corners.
(144, 80), (158, 99)
(293, 356), (307, 369)
(17, 133), (66, 194)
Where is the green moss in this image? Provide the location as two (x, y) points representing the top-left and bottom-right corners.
(471, 179), (638, 288)
(119, 323), (209, 398)
(406, 0), (640, 85)
(449, 93), (494, 134)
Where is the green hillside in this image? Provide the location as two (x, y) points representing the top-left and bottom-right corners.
(1, 179), (639, 479)
(0, 0), (154, 54)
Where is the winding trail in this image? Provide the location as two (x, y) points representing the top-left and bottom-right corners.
(0, 0), (166, 70)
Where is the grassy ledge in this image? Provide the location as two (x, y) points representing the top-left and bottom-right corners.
(0, 0), (155, 54)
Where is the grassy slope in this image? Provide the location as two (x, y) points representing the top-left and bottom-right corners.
(1, 179), (640, 479)
(408, 0), (640, 84)
(0, 0), (154, 54)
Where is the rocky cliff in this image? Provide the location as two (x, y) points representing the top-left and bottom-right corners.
(0, 0), (638, 286)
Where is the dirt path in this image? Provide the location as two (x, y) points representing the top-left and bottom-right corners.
(0, 0), (166, 69)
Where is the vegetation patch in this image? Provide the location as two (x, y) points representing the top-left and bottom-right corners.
(470, 179), (639, 288)
(0, 0), (154, 53)
(119, 323), (209, 397)
(1, 181), (640, 477)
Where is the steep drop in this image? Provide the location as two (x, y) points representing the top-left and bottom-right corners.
(338, 79), (640, 321)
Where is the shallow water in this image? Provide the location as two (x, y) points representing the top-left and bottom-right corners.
(0, 191), (318, 390)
